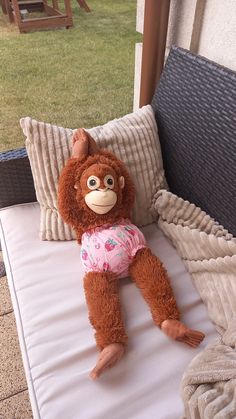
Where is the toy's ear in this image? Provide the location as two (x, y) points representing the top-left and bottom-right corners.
(72, 128), (98, 158)
(119, 176), (125, 189)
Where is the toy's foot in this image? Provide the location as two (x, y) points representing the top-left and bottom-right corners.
(90, 343), (125, 380)
(72, 128), (98, 158)
(161, 319), (205, 347)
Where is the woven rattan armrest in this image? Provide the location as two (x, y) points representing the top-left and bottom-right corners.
(0, 147), (36, 208)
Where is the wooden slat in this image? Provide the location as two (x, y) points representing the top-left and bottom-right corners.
(3, 0), (14, 22)
(20, 14), (68, 21)
(18, 0), (43, 5)
(43, 3), (62, 16)
(1, 0), (8, 14)
(190, 0), (206, 53)
(64, 0), (72, 20)
(139, 0), (170, 107)
(18, 15), (72, 31)
(11, 0), (24, 26)
(77, 0), (90, 12)
(18, 1), (44, 12)
(52, 0), (58, 11)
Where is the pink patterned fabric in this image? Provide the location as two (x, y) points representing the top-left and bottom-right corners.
(81, 220), (147, 278)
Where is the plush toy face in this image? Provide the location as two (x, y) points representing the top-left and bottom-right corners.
(58, 150), (135, 240)
(76, 163), (125, 215)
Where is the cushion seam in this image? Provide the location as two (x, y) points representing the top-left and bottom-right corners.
(0, 217), (41, 419)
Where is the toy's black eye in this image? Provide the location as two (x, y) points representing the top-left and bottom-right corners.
(87, 176), (100, 190)
(104, 175), (115, 189)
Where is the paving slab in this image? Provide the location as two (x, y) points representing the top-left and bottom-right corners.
(0, 277), (12, 315)
(0, 312), (27, 401)
(0, 390), (32, 419)
(0, 251), (6, 279)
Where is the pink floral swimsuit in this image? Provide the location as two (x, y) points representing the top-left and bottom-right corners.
(81, 219), (147, 279)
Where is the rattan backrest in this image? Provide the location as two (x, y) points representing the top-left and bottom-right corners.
(152, 46), (236, 236)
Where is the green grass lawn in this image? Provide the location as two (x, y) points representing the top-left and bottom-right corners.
(0, 0), (141, 151)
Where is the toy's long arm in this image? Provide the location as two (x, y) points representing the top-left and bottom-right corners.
(58, 128), (98, 241)
(57, 157), (82, 237)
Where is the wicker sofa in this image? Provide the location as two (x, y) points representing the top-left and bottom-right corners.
(0, 47), (235, 419)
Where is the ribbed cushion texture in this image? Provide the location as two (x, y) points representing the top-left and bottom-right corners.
(0, 148), (36, 208)
(151, 46), (236, 237)
(20, 105), (167, 241)
(155, 189), (236, 334)
(154, 189), (236, 419)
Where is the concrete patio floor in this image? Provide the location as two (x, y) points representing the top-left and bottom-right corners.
(0, 251), (32, 419)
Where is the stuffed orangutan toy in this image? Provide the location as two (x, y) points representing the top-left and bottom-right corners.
(58, 128), (205, 380)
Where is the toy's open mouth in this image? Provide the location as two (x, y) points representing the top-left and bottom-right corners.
(85, 190), (117, 214)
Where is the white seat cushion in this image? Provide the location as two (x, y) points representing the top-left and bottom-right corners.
(0, 203), (218, 419)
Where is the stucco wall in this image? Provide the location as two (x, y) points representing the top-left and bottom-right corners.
(197, 0), (236, 71)
(134, 0), (236, 109)
(166, 0), (197, 53)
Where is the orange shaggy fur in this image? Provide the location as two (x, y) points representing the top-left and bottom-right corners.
(58, 150), (135, 243)
(84, 272), (128, 350)
(129, 248), (180, 326)
(58, 148), (180, 351)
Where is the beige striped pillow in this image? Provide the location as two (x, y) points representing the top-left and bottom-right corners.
(20, 105), (167, 240)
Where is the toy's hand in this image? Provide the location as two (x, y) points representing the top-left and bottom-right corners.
(72, 128), (98, 158)
(72, 129), (88, 159)
(72, 128), (86, 145)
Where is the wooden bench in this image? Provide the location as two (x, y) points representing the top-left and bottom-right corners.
(0, 0), (91, 32)
(1, 0), (73, 32)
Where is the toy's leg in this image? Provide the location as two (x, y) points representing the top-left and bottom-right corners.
(129, 248), (205, 347)
(84, 272), (127, 379)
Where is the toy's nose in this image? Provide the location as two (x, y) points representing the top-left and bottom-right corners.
(97, 188), (108, 192)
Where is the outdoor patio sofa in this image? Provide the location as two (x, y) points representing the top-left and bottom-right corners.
(0, 47), (236, 419)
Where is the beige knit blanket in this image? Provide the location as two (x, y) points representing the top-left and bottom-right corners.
(154, 190), (236, 419)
